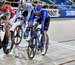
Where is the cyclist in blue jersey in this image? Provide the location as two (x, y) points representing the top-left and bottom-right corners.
(30, 5), (50, 53)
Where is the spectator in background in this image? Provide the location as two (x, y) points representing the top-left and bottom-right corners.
(32, 1), (42, 6)
(55, 0), (74, 5)
(65, 0), (74, 5)
(55, 0), (65, 4)
(32, 1), (38, 6)
(42, 5), (48, 9)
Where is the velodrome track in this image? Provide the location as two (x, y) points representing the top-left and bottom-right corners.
(0, 18), (75, 65)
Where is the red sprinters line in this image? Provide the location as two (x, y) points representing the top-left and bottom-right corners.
(59, 60), (75, 65)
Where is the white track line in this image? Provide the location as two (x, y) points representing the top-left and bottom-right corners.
(50, 40), (75, 50)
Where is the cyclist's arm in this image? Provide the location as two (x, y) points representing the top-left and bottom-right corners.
(41, 11), (47, 32)
(30, 12), (35, 28)
(25, 4), (34, 22)
(26, 9), (32, 22)
(4, 9), (11, 27)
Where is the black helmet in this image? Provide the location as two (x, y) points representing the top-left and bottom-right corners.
(0, 0), (5, 6)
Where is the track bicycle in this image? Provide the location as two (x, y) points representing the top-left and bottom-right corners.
(27, 25), (49, 59)
(0, 12), (14, 54)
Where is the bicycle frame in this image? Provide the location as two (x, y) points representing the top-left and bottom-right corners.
(33, 28), (43, 48)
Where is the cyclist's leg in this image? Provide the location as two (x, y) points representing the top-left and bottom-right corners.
(43, 17), (50, 43)
(34, 17), (42, 30)
(4, 14), (15, 41)
(41, 17), (50, 54)
(4, 12), (16, 42)
(5, 24), (11, 41)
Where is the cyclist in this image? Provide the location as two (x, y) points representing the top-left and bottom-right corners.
(11, 2), (34, 38)
(30, 5), (50, 54)
(0, 0), (15, 43)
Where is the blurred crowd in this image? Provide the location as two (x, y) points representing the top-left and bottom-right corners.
(55, 0), (75, 5)
(25, 0), (75, 5)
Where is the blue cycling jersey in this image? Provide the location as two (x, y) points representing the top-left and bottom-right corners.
(30, 8), (49, 32)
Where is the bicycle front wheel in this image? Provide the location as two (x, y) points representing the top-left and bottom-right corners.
(2, 34), (14, 54)
(27, 36), (37, 59)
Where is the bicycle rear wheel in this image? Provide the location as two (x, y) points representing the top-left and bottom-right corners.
(41, 34), (49, 56)
(27, 36), (37, 59)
